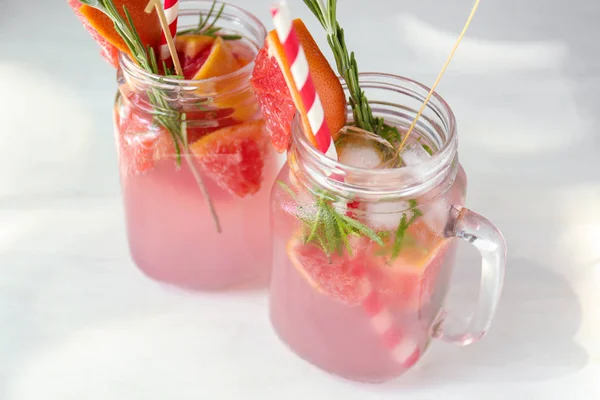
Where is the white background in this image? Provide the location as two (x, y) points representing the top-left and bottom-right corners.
(1, 0), (599, 398)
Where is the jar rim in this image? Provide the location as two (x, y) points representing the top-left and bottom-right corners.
(290, 73), (458, 199)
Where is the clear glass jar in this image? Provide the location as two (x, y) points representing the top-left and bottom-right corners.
(113, 1), (276, 290)
(269, 73), (506, 382)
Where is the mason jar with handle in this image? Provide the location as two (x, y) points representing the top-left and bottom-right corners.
(269, 73), (507, 382)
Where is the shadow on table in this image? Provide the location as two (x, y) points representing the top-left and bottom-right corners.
(376, 257), (588, 390)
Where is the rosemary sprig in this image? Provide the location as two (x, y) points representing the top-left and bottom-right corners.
(277, 181), (425, 259)
(303, 0), (401, 145)
(178, 2), (242, 40)
(390, 199), (423, 259)
(80, 0), (222, 232)
(80, 0), (186, 162)
(277, 180), (383, 256)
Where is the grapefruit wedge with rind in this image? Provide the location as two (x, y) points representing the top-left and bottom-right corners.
(367, 221), (450, 311)
(176, 35), (216, 79)
(191, 37), (243, 80)
(251, 19), (347, 153)
(286, 219), (450, 311)
(68, 0), (119, 67)
(68, 0), (163, 67)
(115, 101), (174, 175)
(190, 120), (268, 198)
(287, 233), (370, 305)
(176, 35), (215, 60)
(176, 36), (258, 122)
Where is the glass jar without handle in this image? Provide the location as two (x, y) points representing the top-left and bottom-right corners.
(113, 0), (278, 290)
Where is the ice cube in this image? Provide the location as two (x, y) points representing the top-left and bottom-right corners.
(423, 199), (450, 234)
(339, 141), (384, 169)
(401, 140), (432, 166)
(335, 126), (395, 169)
(401, 142), (450, 234)
(365, 201), (411, 231)
(397, 141), (434, 185)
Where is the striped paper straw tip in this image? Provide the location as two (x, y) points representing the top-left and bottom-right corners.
(271, 3), (337, 159)
(362, 288), (421, 367)
(160, 0), (179, 60)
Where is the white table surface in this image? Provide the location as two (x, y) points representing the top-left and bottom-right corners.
(1, 0), (599, 398)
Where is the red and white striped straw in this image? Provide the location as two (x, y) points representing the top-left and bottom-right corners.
(271, 3), (337, 160)
(160, 0), (179, 61)
(359, 269), (421, 367)
(271, 2), (419, 369)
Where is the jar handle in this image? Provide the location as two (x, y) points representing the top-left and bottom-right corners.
(433, 205), (507, 345)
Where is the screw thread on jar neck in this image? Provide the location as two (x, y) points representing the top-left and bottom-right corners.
(289, 73), (459, 201)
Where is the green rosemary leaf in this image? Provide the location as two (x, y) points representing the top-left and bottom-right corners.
(389, 200), (424, 259)
(203, 26), (222, 36)
(315, 189), (336, 202)
(197, 1), (216, 32)
(339, 214), (384, 246)
(409, 208), (423, 224)
(148, 45), (159, 75)
(204, 3), (225, 32)
(316, 234), (329, 257)
(113, 23), (134, 54)
(306, 202), (323, 244)
(321, 205), (339, 255)
(422, 144), (433, 155)
(179, 2), (237, 40)
(123, 6), (143, 49)
(332, 212), (353, 256)
(220, 34), (243, 41)
(378, 123), (402, 146)
(391, 214), (408, 259)
(304, 0), (326, 27)
(276, 180), (298, 199)
(79, 0), (104, 9)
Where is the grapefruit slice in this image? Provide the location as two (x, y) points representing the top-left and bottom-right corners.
(176, 35), (216, 79)
(176, 35), (215, 59)
(68, 0), (119, 67)
(176, 36), (258, 122)
(367, 221), (449, 311)
(184, 108), (239, 144)
(68, 0), (162, 67)
(115, 104), (173, 175)
(190, 120), (268, 197)
(191, 37), (243, 80)
(287, 234), (370, 305)
(211, 40), (262, 123)
(251, 19), (347, 153)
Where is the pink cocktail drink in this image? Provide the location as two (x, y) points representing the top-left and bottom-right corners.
(270, 170), (465, 382)
(118, 139), (278, 290)
(112, 2), (276, 290)
(269, 74), (506, 382)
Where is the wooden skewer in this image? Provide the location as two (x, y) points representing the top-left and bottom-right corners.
(182, 122), (222, 233)
(144, 0), (221, 233)
(396, 0), (481, 156)
(145, 0), (184, 77)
